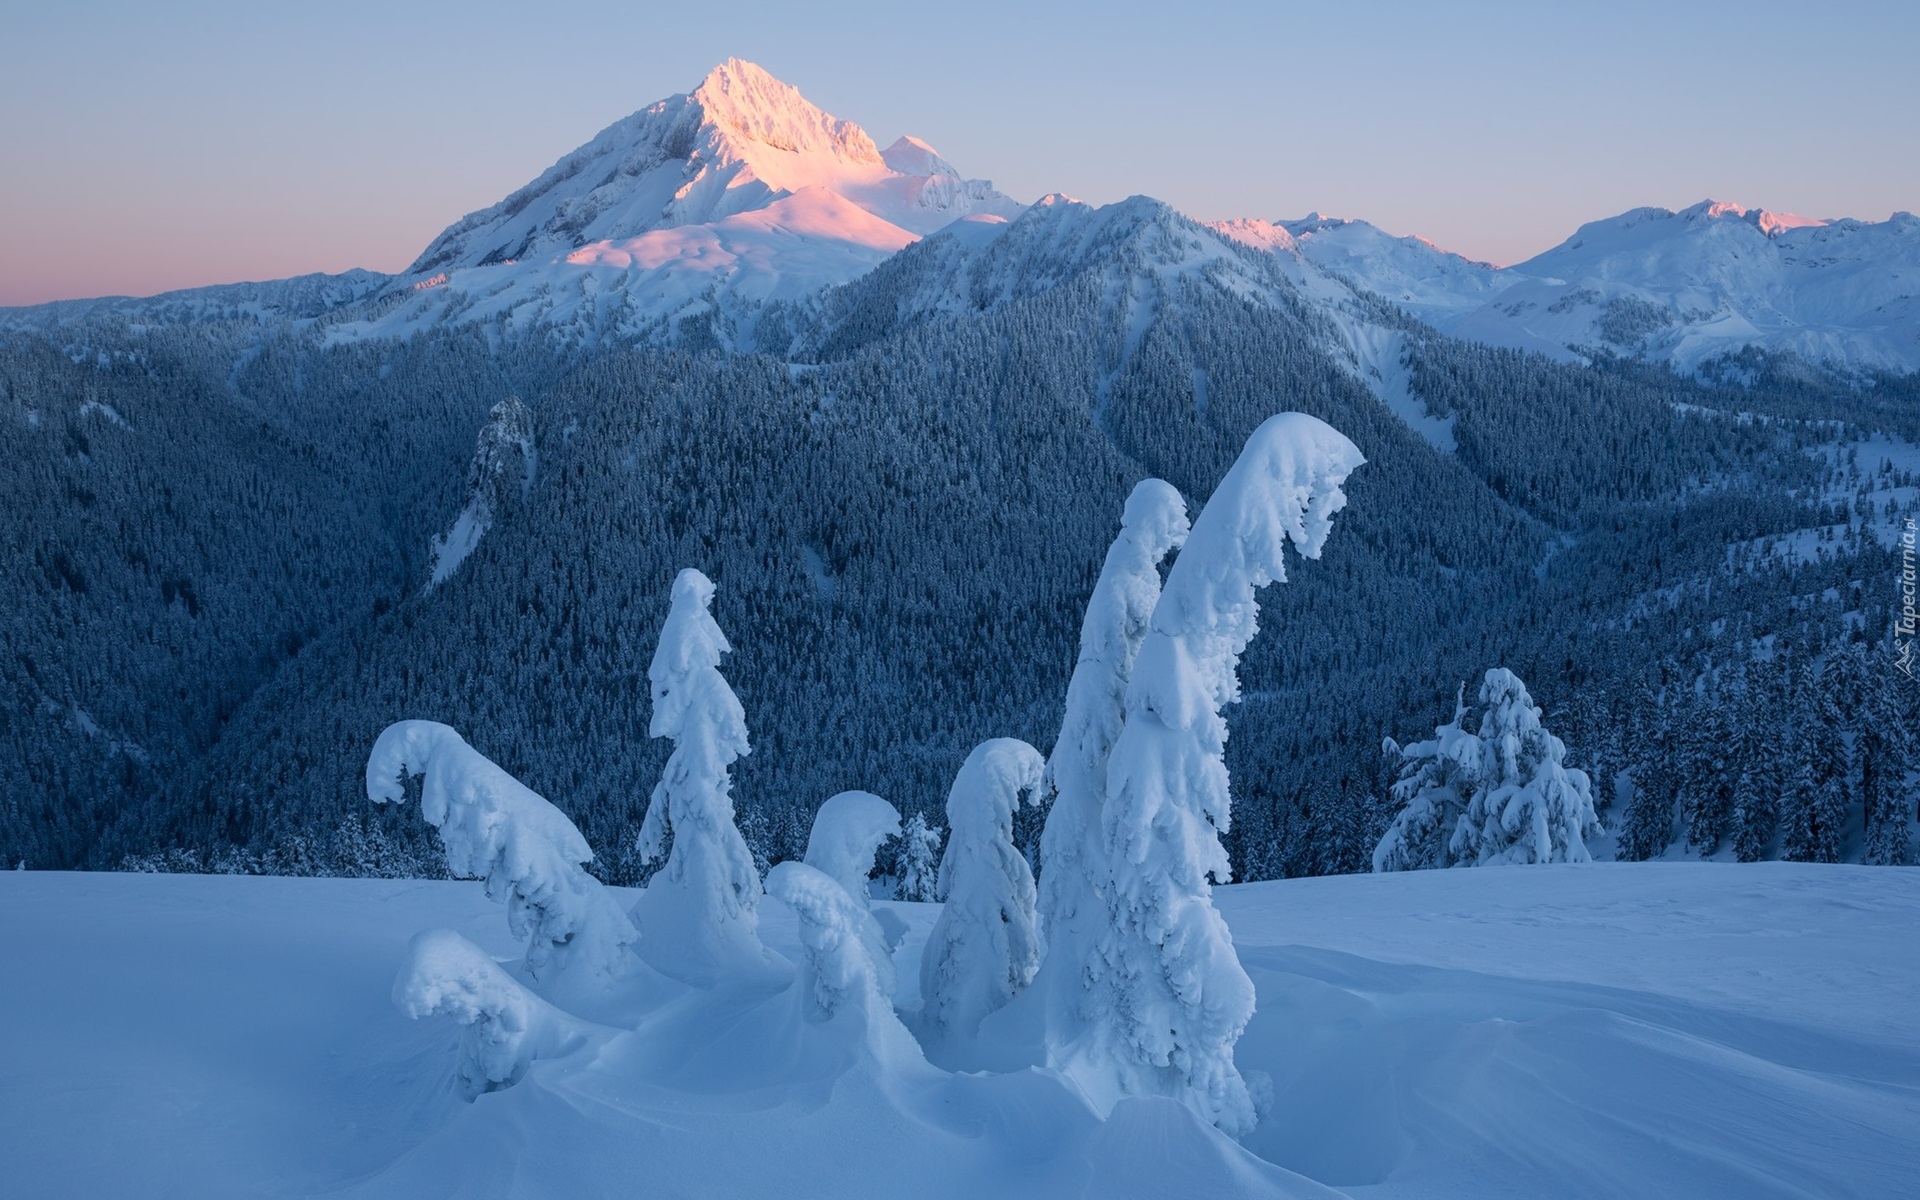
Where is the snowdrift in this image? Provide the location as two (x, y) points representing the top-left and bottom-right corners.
(2, 864), (1914, 1198)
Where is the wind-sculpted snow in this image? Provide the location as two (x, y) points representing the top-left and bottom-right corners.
(1075, 412), (1365, 1137)
(366, 720), (636, 983)
(802, 790), (900, 904)
(8, 865), (1914, 1198)
(392, 929), (599, 1098)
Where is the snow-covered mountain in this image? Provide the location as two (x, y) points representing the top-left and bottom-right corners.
(1218, 201), (1920, 376)
(0, 268), (390, 332)
(338, 59), (1022, 347)
(6, 60), (1914, 380)
(1450, 201), (1920, 374)
(812, 194), (1301, 347)
(1213, 215), (1516, 329)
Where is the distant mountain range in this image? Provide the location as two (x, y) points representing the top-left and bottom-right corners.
(8, 58), (1914, 378)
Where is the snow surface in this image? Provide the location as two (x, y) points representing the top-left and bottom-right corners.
(2, 864), (1913, 1198)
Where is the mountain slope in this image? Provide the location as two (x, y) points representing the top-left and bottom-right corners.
(1214, 215), (1517, 330)
(1415, 202), (1920, 374)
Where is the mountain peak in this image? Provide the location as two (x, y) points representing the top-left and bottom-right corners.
(881, 136), (957, 178)
(1679, 199), (1826, 237)
(690, 58), (882, 167)
(368, 60), (1021, 344)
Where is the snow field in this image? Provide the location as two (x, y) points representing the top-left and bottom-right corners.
(2, 863), (1913, 1198)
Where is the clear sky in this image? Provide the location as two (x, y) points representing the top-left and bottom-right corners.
(4, 0), (1916, 305)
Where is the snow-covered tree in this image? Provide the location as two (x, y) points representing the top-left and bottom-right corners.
(1614, 683), (1677, 862)
(366, 720), (636, 984)
(1860, 671), (1914, 866)
(1813, 655), (1856, 852)
(1372, 687), (1478, 872)
(631, 568), (772, 985)
(805, 789), (907, 951)
(1730, 669), (1780, 863)
(1034, 477), (1188, 1053)
(392, 928), (596, 1099)
(804, 790), (901, 907)
(1448, 669), (1602, 866)
(1682, 697), (1736, 855)
(765, 861), (899, 1038)
(1076, 412), (1364, 1138)
(896, 813), (943, 902)
(918, 738), (1046, 1045)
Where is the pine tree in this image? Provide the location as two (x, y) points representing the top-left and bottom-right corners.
(1860, 668), (1914, 866)
(1616, 684), (1677, 862)
(1373, 687), (1476, 872)
(1683, 688), (1736, 856)
(1780, 658), (1841, 863)
(1448, 669), (1603, 866)
(1730, 669), (1779, 863)
(896, 812), (943, 902)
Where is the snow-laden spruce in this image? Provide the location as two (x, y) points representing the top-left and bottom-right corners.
(1034, 478), (1188, 1056)
(804, 790), (901, 909)
(392, 928), (598, 1098)
(366, 720), (635, 983)
(1070, 412), (1364, 1138)
(632, 568), (775, 985)
(766, 861), (902, 1044)
(804, 789), (909, 951)
(1370, 687), (1479, 872)
(918, 738), (1047, 1046)
(896, 812), (943, 902)
(1374, 668), (1601, 870)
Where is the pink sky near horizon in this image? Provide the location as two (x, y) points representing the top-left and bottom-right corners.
(4, 0), (1916, 307)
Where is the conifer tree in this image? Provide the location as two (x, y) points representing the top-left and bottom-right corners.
(631, 569), (773, 985)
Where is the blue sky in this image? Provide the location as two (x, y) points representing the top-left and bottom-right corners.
(3, 0), (1916, 303)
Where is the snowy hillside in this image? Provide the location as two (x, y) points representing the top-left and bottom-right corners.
(1218, 201), (1920, 376)
(810, 194), (1303, 349)
(1469, 202), (1920, 374)
(4, 864), (1912, 1199)
(0, 268), (389, 331)
(1214, 215), (1515, 329)
(333, 59), (1021, 347)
